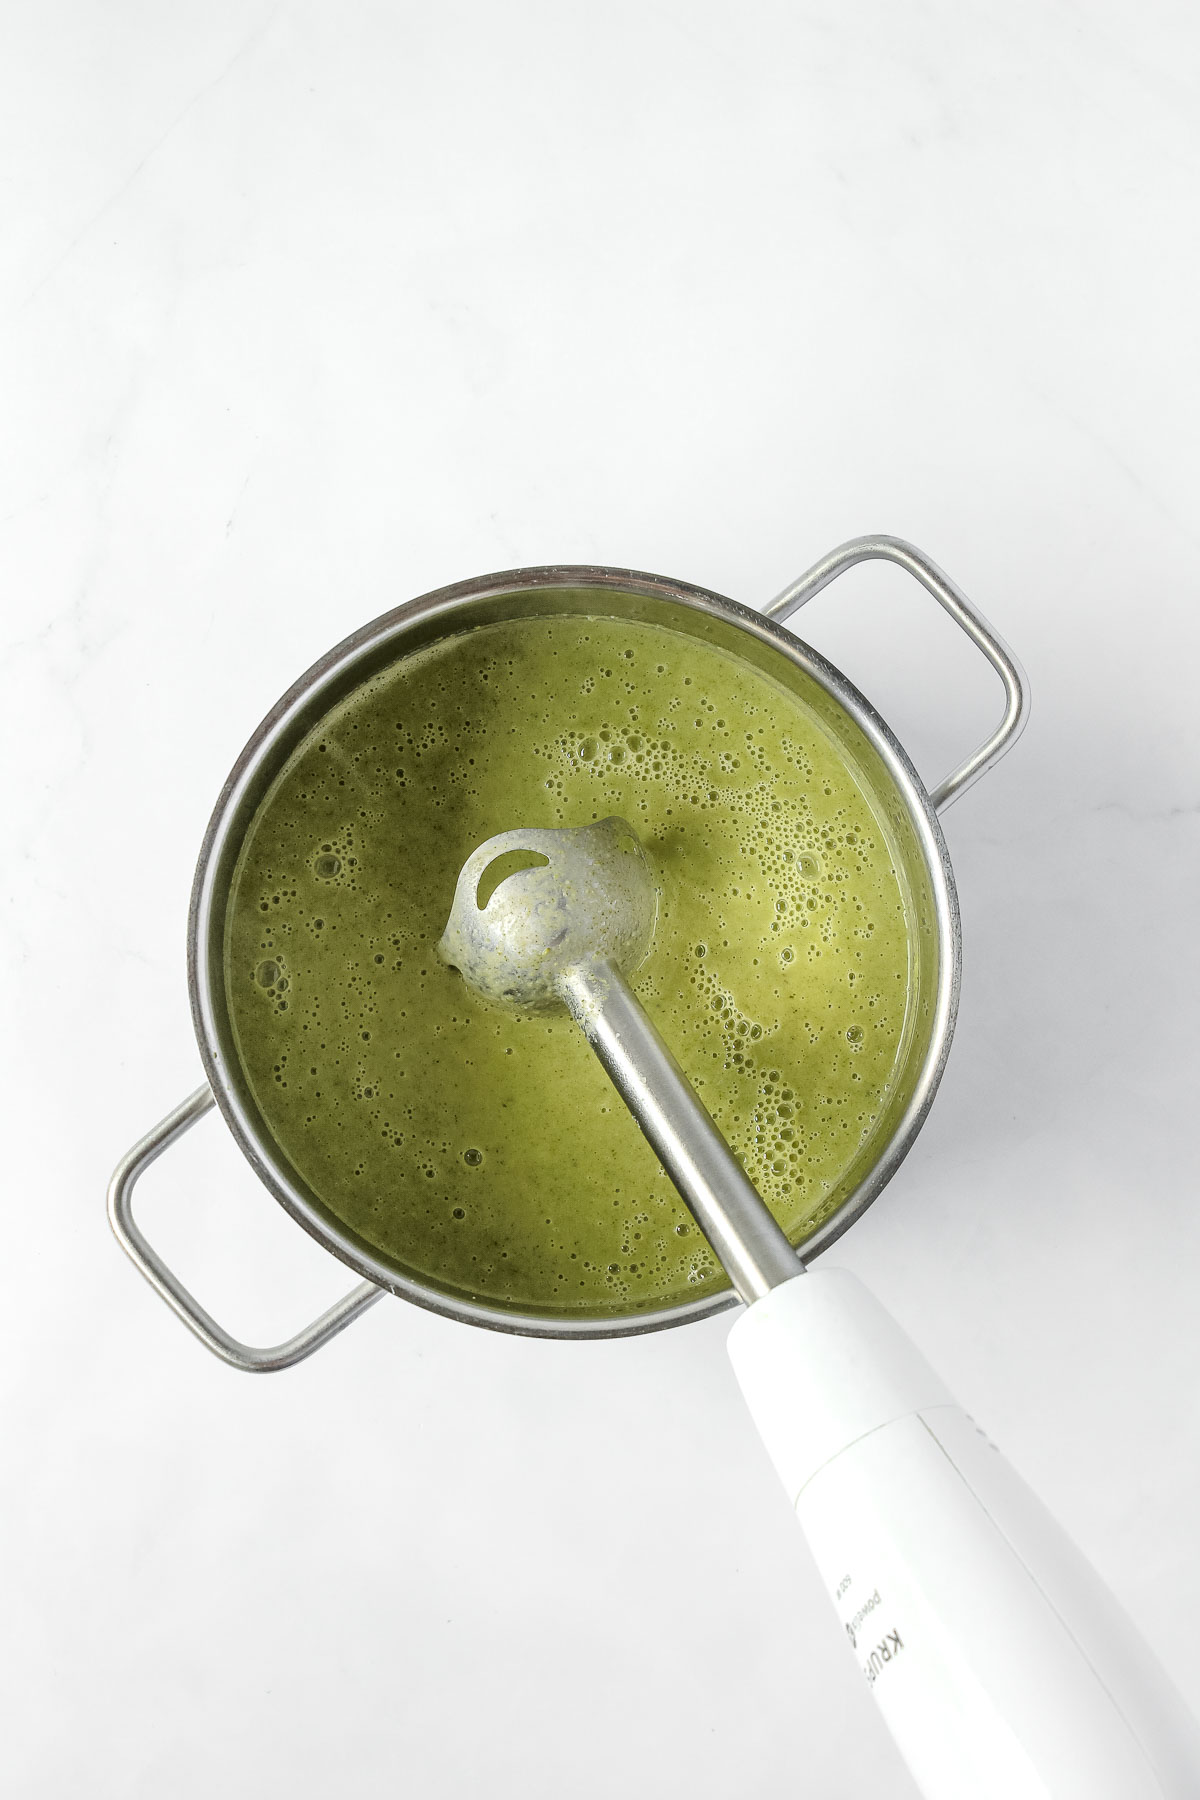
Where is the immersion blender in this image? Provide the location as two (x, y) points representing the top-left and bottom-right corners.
(439, 815), (1200, 1800)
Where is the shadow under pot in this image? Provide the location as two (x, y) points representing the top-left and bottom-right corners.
(109, 537), (1025, 1366)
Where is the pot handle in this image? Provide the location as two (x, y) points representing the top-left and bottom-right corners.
(763, 535), (1028, 812)
(107, 1084), (386, 1372)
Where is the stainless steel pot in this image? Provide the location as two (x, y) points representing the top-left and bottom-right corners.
(108, 536), (1026, 1369)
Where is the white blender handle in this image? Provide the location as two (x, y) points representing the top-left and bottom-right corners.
(727, 1269), (1200, 1799)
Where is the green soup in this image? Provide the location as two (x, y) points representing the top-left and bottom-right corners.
(225, 612), (917, 1320)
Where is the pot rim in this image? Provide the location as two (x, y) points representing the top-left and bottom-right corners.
(187, 563), (960, 1340)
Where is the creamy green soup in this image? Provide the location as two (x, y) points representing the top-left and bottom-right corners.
(225, 612), (915, 1320)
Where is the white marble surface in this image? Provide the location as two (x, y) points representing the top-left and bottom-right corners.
(4, 3), (1200, 1794)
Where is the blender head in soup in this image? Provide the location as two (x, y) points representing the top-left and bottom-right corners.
(437, 817), (657, 1011)
(438, 817), (802, 1303)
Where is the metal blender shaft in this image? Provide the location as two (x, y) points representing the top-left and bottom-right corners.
(562, 959), (801, 1304)
(438, 817), (804, 1306)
